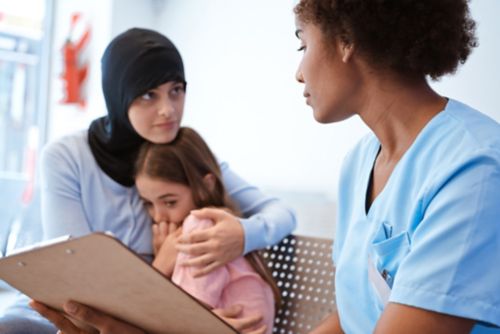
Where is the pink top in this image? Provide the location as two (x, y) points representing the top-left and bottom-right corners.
(172, 215), (275, 334)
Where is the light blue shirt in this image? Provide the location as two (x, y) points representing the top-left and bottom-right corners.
(40, 130), (296, 259)
(334, 99), (500, 333)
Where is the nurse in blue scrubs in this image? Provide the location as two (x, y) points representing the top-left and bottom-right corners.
(294, 0), (500, 333)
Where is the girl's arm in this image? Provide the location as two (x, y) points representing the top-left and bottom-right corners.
(152, 222), (181, 277)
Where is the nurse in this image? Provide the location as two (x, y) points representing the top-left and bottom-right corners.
(293, 0), (500, 333)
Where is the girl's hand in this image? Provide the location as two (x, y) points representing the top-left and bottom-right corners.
(30, 300), (145, 334)
(152, 221), (177, 255)
(152, 221), (181, 277)
(176, 208), (244, 277)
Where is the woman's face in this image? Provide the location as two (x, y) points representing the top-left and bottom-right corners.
(295, 21), (362, 123)
(136, 173), (196, 225)
(128, 81), (186, 144)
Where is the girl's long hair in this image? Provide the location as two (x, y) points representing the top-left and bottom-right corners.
(134, 127), (280, 309)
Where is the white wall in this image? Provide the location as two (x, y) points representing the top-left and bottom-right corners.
(46, 0), (500, 237)
(48, 0), (500, 190)
(155, 0), (369, 200)
(153, 0), (500, 199)
(430, 0), (500, 120)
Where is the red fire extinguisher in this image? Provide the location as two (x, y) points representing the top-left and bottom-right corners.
(61, 13), (90, 108)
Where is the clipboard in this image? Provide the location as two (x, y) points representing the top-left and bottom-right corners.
(0, 232), (237, 334)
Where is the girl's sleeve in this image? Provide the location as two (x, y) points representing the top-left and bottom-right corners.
(220, 161), (297, 254)
(40, 140), (92, 240)
(172, 216), (230, 308)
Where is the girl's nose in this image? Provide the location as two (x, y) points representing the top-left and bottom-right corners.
(153, 207), (168, 224)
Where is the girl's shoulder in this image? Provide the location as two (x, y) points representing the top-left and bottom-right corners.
(182, 214), (214, 234)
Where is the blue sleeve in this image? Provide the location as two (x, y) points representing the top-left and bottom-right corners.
(390, 150), (500, 328)
(40, 140), (91, 239)
(219, 161), (297, 254)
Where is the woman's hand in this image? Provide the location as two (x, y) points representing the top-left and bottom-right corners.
(152, 221), (181, 277)
(29, 300), (145, 334)
(213, 305), (266, 334)
(176, 208), (245, 277)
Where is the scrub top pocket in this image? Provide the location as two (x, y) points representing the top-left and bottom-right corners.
(371, 223), (411, 288)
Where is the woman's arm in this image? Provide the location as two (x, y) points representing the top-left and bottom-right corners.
(30, 300), (145, 334)
(220, 161), (296, 253)
(40, 137), (92, 239)
(374, 303), (474, 334)
(176, 162), (297, 276)
(31, 300), (265, 334)
(309, 310), (343, 334)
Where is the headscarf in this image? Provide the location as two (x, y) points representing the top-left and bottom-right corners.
(88, 28), (185, 187)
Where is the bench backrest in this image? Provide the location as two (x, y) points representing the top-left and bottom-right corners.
(260, 234), (336, 333)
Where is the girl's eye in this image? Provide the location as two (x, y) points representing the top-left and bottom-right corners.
(297, 45), (306, 52)
(142, 201), (152, 208)
(163, 200), (177, 207)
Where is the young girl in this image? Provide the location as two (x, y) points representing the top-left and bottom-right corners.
(134, 127), (279, 334)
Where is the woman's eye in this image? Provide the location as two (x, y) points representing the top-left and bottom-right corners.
(170, 85), (185, 97)
(297, 45), (306, 52)
(141, 91), (155, 100)
(142, 201), (152, 208)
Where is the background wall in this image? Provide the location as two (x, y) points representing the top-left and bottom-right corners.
(45, 0), (500, 237)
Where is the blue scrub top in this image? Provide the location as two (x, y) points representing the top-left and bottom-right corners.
(334, 99), (500, 333)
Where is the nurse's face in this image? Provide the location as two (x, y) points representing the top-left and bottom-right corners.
(295, 21), (361, 123)
(128, 81), (186, 144)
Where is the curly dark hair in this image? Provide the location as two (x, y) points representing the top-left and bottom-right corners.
(294, 0), (478, 80)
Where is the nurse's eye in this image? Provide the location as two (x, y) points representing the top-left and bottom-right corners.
(297, 45), (306, 52)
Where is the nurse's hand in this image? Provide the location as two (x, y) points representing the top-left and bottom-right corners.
(309, 310), (343, 333)
(213, 305), (266, 334)
(30, 300), (145, 334)
(176, 207), (244, 277)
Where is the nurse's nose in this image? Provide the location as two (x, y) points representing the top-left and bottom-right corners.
(295, 67), (304, 83)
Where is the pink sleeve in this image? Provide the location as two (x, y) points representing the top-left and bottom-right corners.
(171, 215), (230, 308)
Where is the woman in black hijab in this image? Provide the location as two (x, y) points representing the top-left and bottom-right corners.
(26, 28), (295, 334)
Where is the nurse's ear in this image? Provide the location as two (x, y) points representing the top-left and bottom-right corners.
(340, 41), (355, 63)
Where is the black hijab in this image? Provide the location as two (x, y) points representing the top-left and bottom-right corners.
(88, 28), (185, 187)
